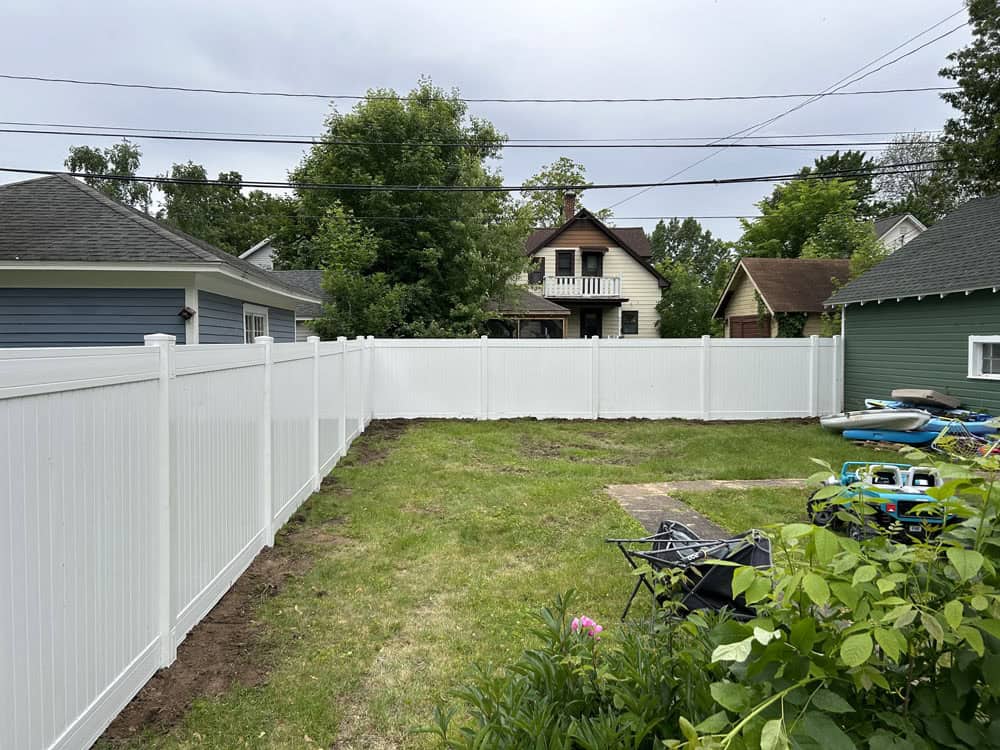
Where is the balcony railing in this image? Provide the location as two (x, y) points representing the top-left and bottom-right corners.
(541, 275), (622, 298)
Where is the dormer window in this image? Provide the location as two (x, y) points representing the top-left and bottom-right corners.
(582, 252), (603, 277)
(556, 250), (574, 276)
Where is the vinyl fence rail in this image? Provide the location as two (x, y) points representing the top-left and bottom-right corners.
(1, 334), (841, 750)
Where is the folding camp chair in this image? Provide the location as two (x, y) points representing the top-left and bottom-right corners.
(607, 520), (772, 621)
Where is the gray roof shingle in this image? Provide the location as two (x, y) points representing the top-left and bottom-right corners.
(269, 270), (327, 318)
(0, 175), (319, 302)
(872, 214), (907, 238)
(486, 287), (570, 316)
(827, 195), (1000, 306)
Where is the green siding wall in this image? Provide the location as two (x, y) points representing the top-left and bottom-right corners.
(844, 289), (1000, 413)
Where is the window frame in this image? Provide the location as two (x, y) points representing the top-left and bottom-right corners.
(968, 335), (1000, 380)
(243, 303), (270, 343)
(621, 310), (639, 335)
(555, 249), (575, 277)
(527, 257), (546, 284)
(581, 251), (603, 277)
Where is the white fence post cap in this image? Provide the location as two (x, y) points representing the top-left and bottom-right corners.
(307, 335), (320, 343)
(255, 335), (274, 344)
(144, 333), (176, 345)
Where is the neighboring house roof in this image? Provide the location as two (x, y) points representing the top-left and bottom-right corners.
(871, 213), (926, 240)
(524, 207), (666, 287)
(714, 257), (850, 318)
(269, 270), (327, 319)
(239, 236), (275, 260)
(0, 175), (319, 303)
(827, 194), (1000, 306)
(486, 288), (571, 317)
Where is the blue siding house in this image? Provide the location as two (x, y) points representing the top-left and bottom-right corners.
(0, 175), (320, 347)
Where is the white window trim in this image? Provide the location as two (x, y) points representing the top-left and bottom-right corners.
(967, 335), (1000, 380)
(243, 303), (269, 343)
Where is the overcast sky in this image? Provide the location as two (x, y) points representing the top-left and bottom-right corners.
(0, 0), (971, 241)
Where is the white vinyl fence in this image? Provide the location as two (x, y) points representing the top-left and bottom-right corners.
(372, 335), (843, 420)
(0, 334), (840, 750)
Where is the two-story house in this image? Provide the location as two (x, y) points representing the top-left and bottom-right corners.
(493, 193), (667, 338)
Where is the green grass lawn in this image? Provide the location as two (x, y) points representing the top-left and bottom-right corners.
(113, 419), (890, 749)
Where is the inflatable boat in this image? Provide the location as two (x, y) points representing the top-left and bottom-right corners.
(842, 429), (938, 445)
(820, 408), (931, 433)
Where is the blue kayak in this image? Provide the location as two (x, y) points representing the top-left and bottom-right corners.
(926, 418), (998, 436)
(843, 429), (938, 445)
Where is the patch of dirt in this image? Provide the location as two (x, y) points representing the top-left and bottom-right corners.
(100, 545), (313, 744)
(320, 474), (353, 495)
(521, 438), (563, 459)
(345, 419), (414, 466)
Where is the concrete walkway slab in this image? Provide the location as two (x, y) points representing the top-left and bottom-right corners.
(607, 478), (806, 536)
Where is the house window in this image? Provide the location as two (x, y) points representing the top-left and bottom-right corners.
(518, 319), (564, 339)
(243, 304), (269, 343)
(969, 336), (1000, 379)
(528, 257), (545, 284)
(556, 250), (574, 276)
(621, 310), (639, 335)
(581, 252), (603, 277)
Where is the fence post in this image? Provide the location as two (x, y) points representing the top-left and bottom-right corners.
(356, 335), (367, 433)
(145, 332), (177, 667)
(366, 336), (375, 425)
(832, 334), (843, 413)
(338, 336), (348, 456)
(700, 335), (711, 420)
(480, 335), (489, 420)
(256, 335), (275, 547)
(808, 335), (820, 417)
(591, 335), (600, 420)
(308, 336), (321, 492)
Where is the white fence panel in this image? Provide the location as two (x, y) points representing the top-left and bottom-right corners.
(598, 339), (704, 418)
(271, 344), (316, 529)
(0, 352), (160, 750)
(318, 342), (344, 473)
(487, 339), (593, 418)
(372, 340), (481, 418)
(170, 345), (267, 643)
(345, 341), (364, 441)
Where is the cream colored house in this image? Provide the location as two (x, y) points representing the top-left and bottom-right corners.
(873, 213), (926, 253)
(493, 194), (667, 338)
(714, 257), (849, 337)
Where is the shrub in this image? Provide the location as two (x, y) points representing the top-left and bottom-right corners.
(428, 449), (1000, 749)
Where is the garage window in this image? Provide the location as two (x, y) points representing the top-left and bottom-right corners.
(243, 304), (269, 343)
(969, 335), (1000, 379)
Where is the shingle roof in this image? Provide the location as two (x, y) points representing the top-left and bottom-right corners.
(0, 175), (319, 302)
(269, 270), (327, 319)
(716, 258), (850, 317)
(827, 195), (1000, 306)
(486, 287), (570, 316)
(872, 214), (907, 238)
(525, 223), (652, 257)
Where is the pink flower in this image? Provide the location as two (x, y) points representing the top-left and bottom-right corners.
(571, 617), (580, 632)
(571, 615), (603, 640)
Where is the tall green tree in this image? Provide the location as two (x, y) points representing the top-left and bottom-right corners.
(281, 78), (528, 335)
(64, 139), (152, 211)
(804, 150), (881, 218)
(940, 0), (1000, 194)
(875, 133), (958, 226)
(738, 178), (857, 258)
(647, 217), (733, 284)
(157, 162), (289, 255)
(654, 262), (719, 338)
(520, 157), (611, 225)
(800, 210), (882, 261)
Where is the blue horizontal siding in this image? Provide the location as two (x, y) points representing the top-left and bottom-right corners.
(197, 291), (296, 343)
(0, 288), (185, 347)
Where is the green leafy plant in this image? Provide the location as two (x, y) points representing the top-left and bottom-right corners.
(431, 447), (1000, 749)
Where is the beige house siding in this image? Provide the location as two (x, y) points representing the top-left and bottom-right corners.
(720, 269), (833, 337)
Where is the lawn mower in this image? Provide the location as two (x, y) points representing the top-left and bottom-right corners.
(807, 462), (958, 540)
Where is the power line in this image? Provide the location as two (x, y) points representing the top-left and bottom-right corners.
(0, 72), (957, 104)
(605, 9), (968, 210)
(0, 119), (944, 142)
(0, 127), (941, 150)
(0, 159), (951, 193)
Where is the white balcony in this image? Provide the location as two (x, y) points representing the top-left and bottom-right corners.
(541, 275), (622, 298)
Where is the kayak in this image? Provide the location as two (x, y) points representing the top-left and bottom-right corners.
(821, 408), (931, 433)
(926, 418), (999, 436)
(843, 429), (938, 445)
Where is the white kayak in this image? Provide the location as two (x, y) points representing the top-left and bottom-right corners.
(820, 408), (932, 433)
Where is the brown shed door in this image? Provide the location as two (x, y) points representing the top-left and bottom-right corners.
(729, 315), (770, 338)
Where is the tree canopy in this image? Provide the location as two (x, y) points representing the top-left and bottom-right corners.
(65, 139), (152, 211)
(874, 133), (959, 226)
(940, 0), (1000, 195)
(280, 78), (529, 336)
(648, 217), (733, 285)
(519, 157), (611, 226)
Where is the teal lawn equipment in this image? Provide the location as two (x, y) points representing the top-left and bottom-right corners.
(807, 462), (958, 540)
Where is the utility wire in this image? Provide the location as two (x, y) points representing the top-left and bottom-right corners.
(605, 10), (968, 210)
(0, 159), (951, 193)
(0, 119), (944, 142)
(0, 73), (957, 103)
(0, 127), (941, 150)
